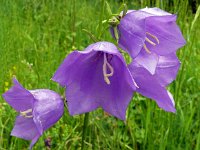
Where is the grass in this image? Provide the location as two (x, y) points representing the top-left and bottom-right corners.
(0, 0), (200, 149)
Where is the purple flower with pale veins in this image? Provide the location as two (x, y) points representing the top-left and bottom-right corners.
(2, 78), (64, 149)
(128, 53), (180, 112)
(112, 7), (186, 74)
(52, 41), (137, 120)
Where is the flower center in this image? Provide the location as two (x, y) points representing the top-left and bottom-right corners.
(103, 53), (114, 85)
(20, 109), (33, 118)
(143, 32), (159, 53)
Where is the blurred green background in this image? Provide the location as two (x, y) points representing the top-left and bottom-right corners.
(0, 0), (200, 149)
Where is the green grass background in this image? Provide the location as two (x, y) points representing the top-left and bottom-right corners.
(0, 0), (200, 149)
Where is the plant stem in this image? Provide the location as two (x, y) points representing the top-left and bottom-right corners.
(98, 0), (105, 38)
(81, 113), (89, 150)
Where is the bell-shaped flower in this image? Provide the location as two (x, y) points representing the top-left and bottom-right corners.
(2, 78), (64, 149)
(52, 41), (137, 120)
(128, 53), (180, 112)
(111, 7), (186, 74)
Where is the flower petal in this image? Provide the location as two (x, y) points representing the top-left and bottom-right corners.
(30, 89), (64, 134)
(155, 53), (180, 86)
(140, 7), (171, 16)
(2, 78), (35, 112)
(145, 15), (186, 55)
(29, 134), (41, 150)
(128, 62), (176, 112)
(11, 116), (40, 144)
(65, 52), (103, 115)
(118, 11), (147, 58)
(84, 41), (119, 54)
(134, 49), (158, 75)
(52, 50), (98, 87)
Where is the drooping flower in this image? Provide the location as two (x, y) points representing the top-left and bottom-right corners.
(2, 78), (64, 149)
(52, 41), (137, 120)
(111, 7), (186, 74)
(128, 53), (180, 112)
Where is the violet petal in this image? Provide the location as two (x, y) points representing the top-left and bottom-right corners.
(117, 11), (147, 58)
(145, 14), (186, 55)
(2, 78), (35, 112)
(134, 49), (159, 75)
(155, 53), (181, 86)
(31, 89), (64, 134)
(129, 61), (176, 112)
(11, 116), (40, 142)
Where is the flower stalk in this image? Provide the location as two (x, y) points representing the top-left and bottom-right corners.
(81, 113), (90, 150)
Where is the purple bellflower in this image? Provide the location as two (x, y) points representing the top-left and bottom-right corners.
(2, 78), (64, 149)
(111, 7), (186, 74)
(128, 53), (180, 112)
(52, 41), (138, 120)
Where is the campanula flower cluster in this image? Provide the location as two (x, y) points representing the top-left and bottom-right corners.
(53, 7), (185, 119)
(2, 7), (185, 149)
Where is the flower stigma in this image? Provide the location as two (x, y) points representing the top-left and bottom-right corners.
(20, 108), (33, 118)
(143, 32), (159, 53)
(103, 53), (114, 85)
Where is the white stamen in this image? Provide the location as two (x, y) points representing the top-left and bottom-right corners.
(146, 32), (159, 44)
(143, 32), (160, 54)
(103, 53), (114, 85)
(20, 109), (33, 118)
(145, 37), (156, 46)
(23, 115), (33, 118)
(143, 43), (151, 54)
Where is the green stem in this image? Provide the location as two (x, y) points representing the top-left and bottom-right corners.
(82, 29), (99, 42)
(113, 26), (119, 43)
(81, 113), (89, 150)
(98, 0), (105, 38)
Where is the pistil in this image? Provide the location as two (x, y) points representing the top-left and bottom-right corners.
(103, 53), (114, 85)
